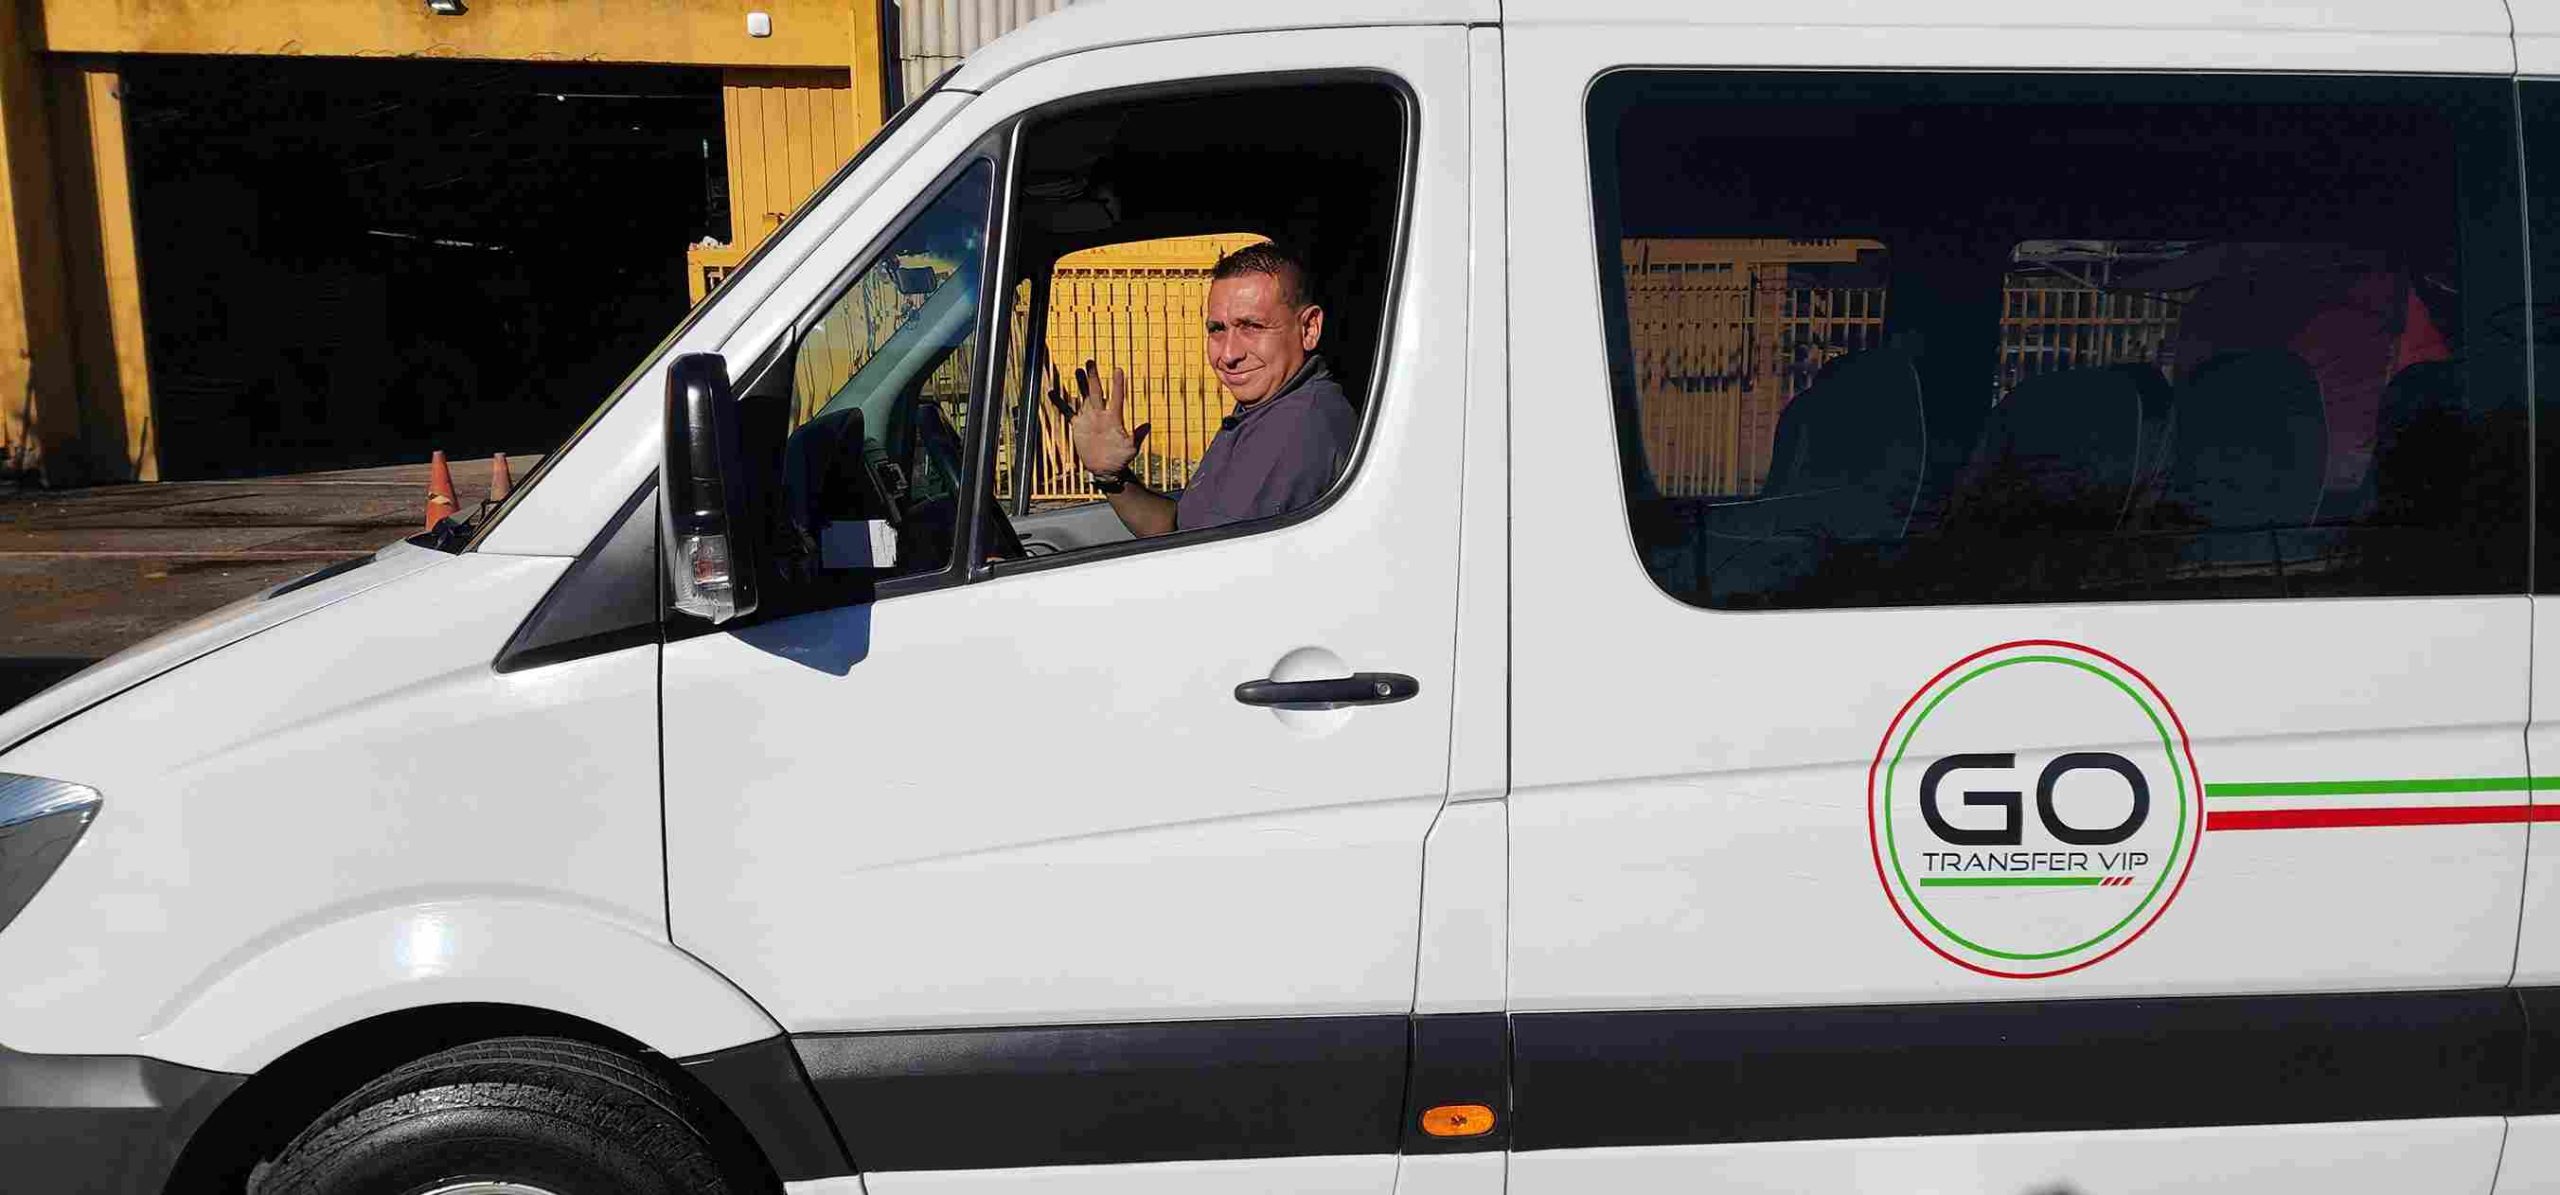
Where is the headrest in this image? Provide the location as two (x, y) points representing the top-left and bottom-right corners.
(1950, 367), (2149, 533)
(1758, 347), (1927, 540)
(2157, 350), (2327, 532)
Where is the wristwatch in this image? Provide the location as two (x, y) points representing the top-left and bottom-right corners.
(1090, 466), (1137, 495)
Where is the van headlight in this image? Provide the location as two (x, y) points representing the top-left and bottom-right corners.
(0, 774), (101, 935)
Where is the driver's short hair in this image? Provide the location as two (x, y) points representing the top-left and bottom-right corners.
(1210, 241), (1314, 310)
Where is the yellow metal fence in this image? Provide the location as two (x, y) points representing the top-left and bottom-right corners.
(1997, 282), (2187, 393)
(998, 234), (1264, 505)
(1626, 241), (2188, 499)
(1625, 262), (1888, 496)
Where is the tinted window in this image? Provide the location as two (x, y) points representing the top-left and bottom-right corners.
(974, 81), (1406, 566)
(766, 159), (994, 585)
(2527, 81), (2560, 593)
(1590, 73), (2528, 610)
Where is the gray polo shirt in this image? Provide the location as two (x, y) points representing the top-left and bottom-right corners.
(1174, 356), (1357, 531)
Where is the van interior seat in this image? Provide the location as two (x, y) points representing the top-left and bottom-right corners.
(2146, 350), (2328, 533)
(1945, 365), (2153, 535)
(2112, 362), (2177, 511)
(1652, 347), (1927, 606)
(1750, 346), (1929, 541)
(2360, 359), (2469, 527)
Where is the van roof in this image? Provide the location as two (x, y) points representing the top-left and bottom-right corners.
(947, 1), (1498, 91)
(950, 0), (2516, 91)
(1505, 0), (2508, 36)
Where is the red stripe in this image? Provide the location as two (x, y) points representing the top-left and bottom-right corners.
(2206, 805), (2559, 831)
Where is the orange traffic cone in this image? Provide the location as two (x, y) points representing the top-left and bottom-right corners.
(489, 454), (514, 504)
(423, 451), (459, 531)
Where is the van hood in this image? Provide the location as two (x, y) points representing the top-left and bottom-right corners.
(0, 541), (451, 760)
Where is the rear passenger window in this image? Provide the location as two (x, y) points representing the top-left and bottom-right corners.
(1589, 74), (2528, 610)
(2525, 82), (2560, 593)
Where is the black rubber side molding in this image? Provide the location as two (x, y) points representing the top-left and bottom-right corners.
(678, 1036), (854, 1182)
(1510, 987), (2524, 1151)
(1233, 671), (1419, 709)
(2518, 986), (2560, 1113)
(758, 988), (2554, 1173)
(794, 1016), (1408, 1172)
(1402, 1012), (1507, 1154)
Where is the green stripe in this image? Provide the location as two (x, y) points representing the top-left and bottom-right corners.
(2206, 777), (2560, 798)
(1918, 875), (2107, 887)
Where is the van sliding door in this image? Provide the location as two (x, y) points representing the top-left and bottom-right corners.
(1505, 21), (2530, 1192)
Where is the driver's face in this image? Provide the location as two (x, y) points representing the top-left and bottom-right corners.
(1204, 273), (1322, 406)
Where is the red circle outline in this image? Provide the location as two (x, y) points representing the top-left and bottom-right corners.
(1865, 639), (2205, 979)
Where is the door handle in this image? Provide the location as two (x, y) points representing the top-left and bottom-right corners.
(1233, 672), (1419, 710)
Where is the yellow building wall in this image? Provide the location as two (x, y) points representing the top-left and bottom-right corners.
(687, 67), (866, 303)
(38, 0), (855, 69)
(10, 0), (896, 481)
(725, 68), (866, 244)
(0, 0), (81, 481)
(3, 52), (187, 484)
(49, 62), (156, 480)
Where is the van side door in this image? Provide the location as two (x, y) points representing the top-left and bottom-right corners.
(1506, 13), (2530, 1192)
(659, 23), (1483, 1194)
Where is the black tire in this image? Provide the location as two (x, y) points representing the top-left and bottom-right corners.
(250, 1036), (742, 1195)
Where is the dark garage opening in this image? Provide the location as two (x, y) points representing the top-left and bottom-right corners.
(121, 57), (728, 480)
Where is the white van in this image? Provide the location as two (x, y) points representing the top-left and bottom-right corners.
(15, 1), (2560, 1191)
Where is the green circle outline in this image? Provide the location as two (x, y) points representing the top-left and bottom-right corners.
(1881, 653), (2191, 962)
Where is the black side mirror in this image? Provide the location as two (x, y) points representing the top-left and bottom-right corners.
(662, 352), (760, 623)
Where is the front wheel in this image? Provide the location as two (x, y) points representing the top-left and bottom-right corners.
(250, 1036), (744, 1195)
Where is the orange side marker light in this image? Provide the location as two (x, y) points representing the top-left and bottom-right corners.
(1421, 1103), (1497, 1138)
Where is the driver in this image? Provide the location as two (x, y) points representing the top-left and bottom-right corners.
(1053, 242), (1356, 536)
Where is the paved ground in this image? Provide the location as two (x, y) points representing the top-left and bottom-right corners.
(0, 455), (534, 712)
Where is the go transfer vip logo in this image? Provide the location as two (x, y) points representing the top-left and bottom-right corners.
(1868, 640), (2203, 979)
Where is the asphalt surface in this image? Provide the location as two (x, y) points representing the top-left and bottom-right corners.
(0, 455), (533, 714)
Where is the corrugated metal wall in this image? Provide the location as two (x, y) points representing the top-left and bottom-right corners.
(894, 0), (1073, 102)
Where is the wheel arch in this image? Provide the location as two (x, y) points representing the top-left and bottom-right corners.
(161, 1003), (799, 1195)
(139, 897), (780, 1074)
(136, 898), (839, 1192)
